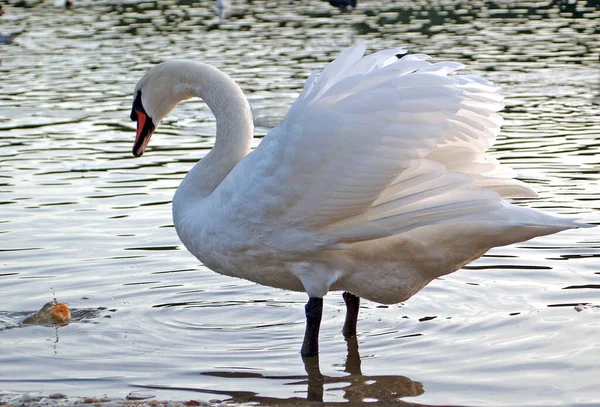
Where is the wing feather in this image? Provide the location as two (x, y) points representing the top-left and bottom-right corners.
(217, 44), (541, 251)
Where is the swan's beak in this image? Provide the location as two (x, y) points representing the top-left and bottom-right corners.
(132, 109), (155, 157)
(130, 91), (155, 157)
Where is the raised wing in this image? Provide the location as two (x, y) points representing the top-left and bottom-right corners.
(216, 44), (541, 249)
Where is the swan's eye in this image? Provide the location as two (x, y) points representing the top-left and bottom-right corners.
(131, 90), (145, 121)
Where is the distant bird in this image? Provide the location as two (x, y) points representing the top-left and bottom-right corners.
(0, 6), (22, 45)
(0, 32), (21, 45)
(54, 0), (74, 8)
(216, 0), (231, 20)
(325, 0), (356, 12)
(129, 44), (587, 356)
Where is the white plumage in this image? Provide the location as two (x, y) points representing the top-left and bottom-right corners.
(130, 44), (585, 355)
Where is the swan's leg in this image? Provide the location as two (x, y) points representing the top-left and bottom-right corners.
(342, 291), (360, 338)
(301, 297), (323, 357)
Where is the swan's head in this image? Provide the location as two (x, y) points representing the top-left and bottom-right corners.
(130, 61), (196, 157)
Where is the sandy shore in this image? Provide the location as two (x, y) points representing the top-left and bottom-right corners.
(0, 392), (227, 407)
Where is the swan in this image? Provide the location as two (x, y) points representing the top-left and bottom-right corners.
(130, 44), (585, 356)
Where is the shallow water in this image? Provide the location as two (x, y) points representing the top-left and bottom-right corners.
(1, 0), (599, 406)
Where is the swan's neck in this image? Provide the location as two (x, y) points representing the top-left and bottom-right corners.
(173, 62), (254, 204)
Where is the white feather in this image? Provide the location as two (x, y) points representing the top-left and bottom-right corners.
(133, 44), (588, 306)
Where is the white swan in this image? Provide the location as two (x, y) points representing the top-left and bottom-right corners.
(130, 44), (585, 356)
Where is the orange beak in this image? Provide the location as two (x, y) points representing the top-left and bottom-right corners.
(132, 109), (155, 157)
(131, 90), (155, 157)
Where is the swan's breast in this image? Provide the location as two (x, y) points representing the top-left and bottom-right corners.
(173, 197), (310, 291)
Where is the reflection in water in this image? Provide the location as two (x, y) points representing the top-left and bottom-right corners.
(137, 338), (430, 406)
(300, 338), (424, 405)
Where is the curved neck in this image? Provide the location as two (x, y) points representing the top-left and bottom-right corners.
(175, 62), (254, 201)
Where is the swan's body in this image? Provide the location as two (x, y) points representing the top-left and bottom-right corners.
(131, 44), (583, 355)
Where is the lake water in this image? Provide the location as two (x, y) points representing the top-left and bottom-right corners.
(1, 1), (599, 406)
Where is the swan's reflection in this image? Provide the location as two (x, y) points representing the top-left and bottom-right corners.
(141, 337), (428, 406)
(300, 337), (423, 404)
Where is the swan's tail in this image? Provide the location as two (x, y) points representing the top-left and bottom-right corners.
(323, 159), (590, 247)
(326, 201), (589, 248)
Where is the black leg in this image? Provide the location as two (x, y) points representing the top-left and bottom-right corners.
(342, 291), (360, 338)
(301, 297), (323, 357)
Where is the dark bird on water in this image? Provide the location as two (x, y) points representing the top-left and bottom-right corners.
(325, 0), (356, 12)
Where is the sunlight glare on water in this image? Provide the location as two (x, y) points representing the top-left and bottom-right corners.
(0, 1), (599, 406)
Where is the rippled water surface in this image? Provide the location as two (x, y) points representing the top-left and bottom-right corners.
(1, 1), (599, 405)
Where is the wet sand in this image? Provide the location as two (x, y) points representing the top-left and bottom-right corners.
(0, 390), (438, 407)
(0, 392), (216, 407)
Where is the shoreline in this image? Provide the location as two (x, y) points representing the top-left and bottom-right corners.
(0, 392), (221, 407)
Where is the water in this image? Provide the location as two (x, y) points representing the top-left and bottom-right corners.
(1, 1), (599, 405)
